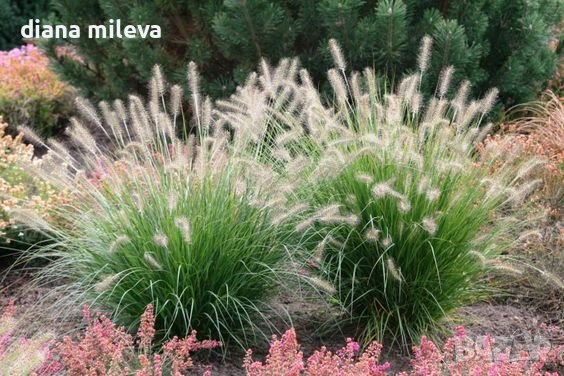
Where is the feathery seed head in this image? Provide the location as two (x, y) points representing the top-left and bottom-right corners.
(452, 80), (471, 110)
(386, 258), (403, 282)
(109, 235), (130, 254)
(343, 214), (359, 227)
(114, 99), (128, 122)
(356, 173), (373, 185)
(271, 203), (308, 226)
(421, 217), (437, 235)
(365, 227), (380, 243)
(308, 276), (337, 295)
(187, 62), (199, 97)
(295, 217), (315, 232)
(170, 85), (183, 116)
(426, 188), (441, 202)
(515, 158), (546, 181)
(350, 72), (362, 103)
(17, 125), (45, 146)
(507, 179), (543, 206)
(153, 232), (168, 248)
(438, 66), (454, 98)
(469, 250), (487, 265)
(95, 274), (119, 292)
(329, 39), (346, 71)
(328, 68), (348, 105)
(489, 262), (523, 275)
(417, 177), (429, 194)
(75, 97), (102, 129)
(174, 216), (192, 244)
(168, 192), (178, 213)
(372, 180), (395, 198)
(479, 88), (499, 114)
(10, 208), (50, 231)
(152, 64), (165, 95)
(144, 253), (163, 270)
(417, 36), (433, 73)
(398, 199), (411, 213)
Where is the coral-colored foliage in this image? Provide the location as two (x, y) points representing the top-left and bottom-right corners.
(57, 304), (220, 376)
(0, 44), (66, 101)
(0, 44), (71, 138)
(2, 304), (562, 375)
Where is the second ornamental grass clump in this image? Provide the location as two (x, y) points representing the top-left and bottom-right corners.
(211, 37), (543, 349)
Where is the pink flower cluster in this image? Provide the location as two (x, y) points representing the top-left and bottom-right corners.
(401, 326), (563, 376)
(2, 303), (562, 375)
(243, 328), (390, 375)
(57, 304), (220, 376)
(246, 326), (563, 376)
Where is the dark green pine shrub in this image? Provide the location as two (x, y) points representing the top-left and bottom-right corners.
(0, 0), (51, 50)
(43, 0), (562, 110)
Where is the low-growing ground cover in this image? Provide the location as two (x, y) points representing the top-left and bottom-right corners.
(1, 302), (562, 375)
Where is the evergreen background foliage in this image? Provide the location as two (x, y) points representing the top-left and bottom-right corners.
(42, 0), (562, 110)
(0, 0), (51, 50)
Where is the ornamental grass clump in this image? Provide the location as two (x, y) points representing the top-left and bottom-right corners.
(19, 65), (298, 348)
(203, 39), (544, 349)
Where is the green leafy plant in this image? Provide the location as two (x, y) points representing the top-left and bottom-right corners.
(43, 0), (561, 110)
(0, 0), (51, 50)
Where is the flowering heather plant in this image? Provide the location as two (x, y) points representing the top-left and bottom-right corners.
(2, 304), (562, 375)
(19, 64), (299, 348)
(57, 304), (219, 375)
(0, 116), (67, 249)
(246, 327), (563, 376)
(244, 328), (390, 375)
(402, 326), (563, 376)
(0, 44), (71, 138)
(203, 38), (542, 349)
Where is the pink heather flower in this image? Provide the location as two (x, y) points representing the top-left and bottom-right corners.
(246, 328), (392, 376)
(57, 309), (134, 375)
(455, 325), (465, 338)
(163, 330), (220, 375)
(346, 338), (361, 353)
(153, 353), (163, 376)
(137, 304), (156, 351)
(244, 329), (304, 376)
